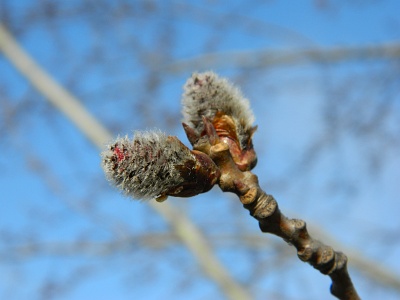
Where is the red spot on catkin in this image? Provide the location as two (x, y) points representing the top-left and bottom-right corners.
(114, 146), (125, 161)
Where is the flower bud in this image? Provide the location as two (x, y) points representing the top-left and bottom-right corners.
(182, 72), (257, 171)
(101, 131), (220, 201)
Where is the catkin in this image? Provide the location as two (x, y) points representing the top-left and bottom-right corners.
(181, 71), (255, 148)
(101, 131), (195, 200)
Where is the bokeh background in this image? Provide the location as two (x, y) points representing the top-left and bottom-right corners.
(1, 1), (400, 299)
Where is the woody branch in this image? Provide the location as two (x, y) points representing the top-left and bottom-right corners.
(186, 117), (360, 300)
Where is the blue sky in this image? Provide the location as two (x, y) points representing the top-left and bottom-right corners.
(1, 1), (400, 299)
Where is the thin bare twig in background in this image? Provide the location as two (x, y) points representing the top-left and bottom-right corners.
(166, 43), (400, 73)
(3, 20), (400, 298)
(0, 23), (250, 300)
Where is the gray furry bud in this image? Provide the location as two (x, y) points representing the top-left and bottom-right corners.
(181, 72), (257, 171)
(101, 131), (220, 201)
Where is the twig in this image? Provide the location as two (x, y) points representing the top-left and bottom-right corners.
(191, 118), (361, 300)
(165, 43), (400, 73)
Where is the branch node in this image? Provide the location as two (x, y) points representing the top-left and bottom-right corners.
(250, 193), (277, 220)
(233, 179), (250, 194)
(239, 186), (257, 204)
(317, 246), (336, 275)
(293, 219), (306, 232)
(298, 245), (314, 262)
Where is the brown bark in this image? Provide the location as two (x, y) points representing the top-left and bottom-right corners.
(187, 118), (361, 300)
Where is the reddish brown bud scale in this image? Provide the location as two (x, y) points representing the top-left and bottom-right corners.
(212, 112), (257, 171)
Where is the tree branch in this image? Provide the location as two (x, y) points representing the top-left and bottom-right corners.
(215, 143), (359, 299)
(191, 119), (361, 300)
(165, 43), (400, 73)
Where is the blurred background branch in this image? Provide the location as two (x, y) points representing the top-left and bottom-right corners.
(1, 1), (400, 299)
(0, 23), (250, 300)
(165, 43), (400, 73)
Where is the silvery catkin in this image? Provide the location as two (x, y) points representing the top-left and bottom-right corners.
(181, 71), (257, 171)
(101, 131), (220, 201)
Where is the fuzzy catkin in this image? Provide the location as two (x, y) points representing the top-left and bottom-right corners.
(181, 71), (255, 147)
(101, 131), (195, 200)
